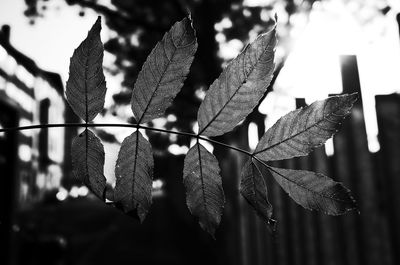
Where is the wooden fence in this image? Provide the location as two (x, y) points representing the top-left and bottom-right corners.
(217, 57), (400, 265)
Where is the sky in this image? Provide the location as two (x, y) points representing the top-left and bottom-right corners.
(0, 0), (127, 182)
(0, 0), (126, 110)
(1, 0), (400, 156)
(0, 0), (100, 81)
(269, 0), (400, 153)
(1, 0), (400, 186)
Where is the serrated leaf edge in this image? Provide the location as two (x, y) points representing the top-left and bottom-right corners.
(198, 26), (276, 136)
(267, 166), (357, 215)
(254, 93), (358, 159)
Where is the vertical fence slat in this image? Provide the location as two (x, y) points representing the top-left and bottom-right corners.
(333, 118), (361, 265)
(312, 149), (343, 265)
(376, 94), (400, 265)
(296, 155), (319, 265)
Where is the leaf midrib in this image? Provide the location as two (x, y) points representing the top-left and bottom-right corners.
(137, 23), (190, 124)
(132, 132), (140, 208)
(199, 39), (274, 135)
(254, 102), (346, 156)
(268, 166), (351, 204)
(196, 144), (208, 216)
(252, 162), (264, 209)
(84, 43), (89, 190)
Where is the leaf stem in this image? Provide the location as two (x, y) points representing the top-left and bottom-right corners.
(252, 156), (272, 170)
(0, 123), (252, 156)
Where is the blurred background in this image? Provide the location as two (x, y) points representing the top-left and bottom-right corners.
(0, 0), (400, 264)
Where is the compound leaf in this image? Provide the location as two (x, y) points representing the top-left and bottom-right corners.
(197, 27), (276, 136)
(66, 16), (107, 122)
(131, 17), (198, 124)
(254, 93), (358, 161)
(240, 159), (273, 222)
(71, 129), (106, 200)
(183, 143), (225, 237)
(268, 166), (357, 215)
(114, 131), (154, 222)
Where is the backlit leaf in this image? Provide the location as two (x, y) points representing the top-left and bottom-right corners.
(183, 143), (225, 237)
(240, 159), (273, 222)
(131, 17), (198, 124)
(71, 129), (106, 200)
(66, 16), (107, 122)
(197, 27), (276, 136)
(254, 93), (358, 161)
(114, 131), (154, 222)
(268, 166), (357, 215)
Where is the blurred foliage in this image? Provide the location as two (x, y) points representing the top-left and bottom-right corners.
(23, 0), (319, 151)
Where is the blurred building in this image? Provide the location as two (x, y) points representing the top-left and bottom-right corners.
(1, 1), (399, 265)
(229, 54), (400, 265)
(0, 24), (66, 264)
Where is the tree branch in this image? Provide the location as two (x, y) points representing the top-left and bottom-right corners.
(0, 122), (252, 156)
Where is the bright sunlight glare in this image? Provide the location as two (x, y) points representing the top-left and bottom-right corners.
(272, 0), (400, 153)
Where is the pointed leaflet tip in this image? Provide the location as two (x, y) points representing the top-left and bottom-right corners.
(105, 184), (115, 201)
(91, 16), (101, 33)
(268, 167), (357, 215)
(254, 93), (358, 161)
(348, 92), (359, 103)
(181, 4), (192, 20)
(66, 17), (107, 122)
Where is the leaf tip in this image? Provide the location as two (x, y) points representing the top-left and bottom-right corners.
(124, 207), (148, 223)
(326, 182), (358, 216)
(199, 221), (217, 239)
(343, 191), (359, 214)
(267, 218), (277, 233)
(90, 16), (102, 34)
(260, 25), (277, 42)
(335, 92), (358, 107)
(348, 92), (359, 103)
(105, 184), (115, 201)
(138, 208), (148, 223)
(178, 16), (197, 43)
